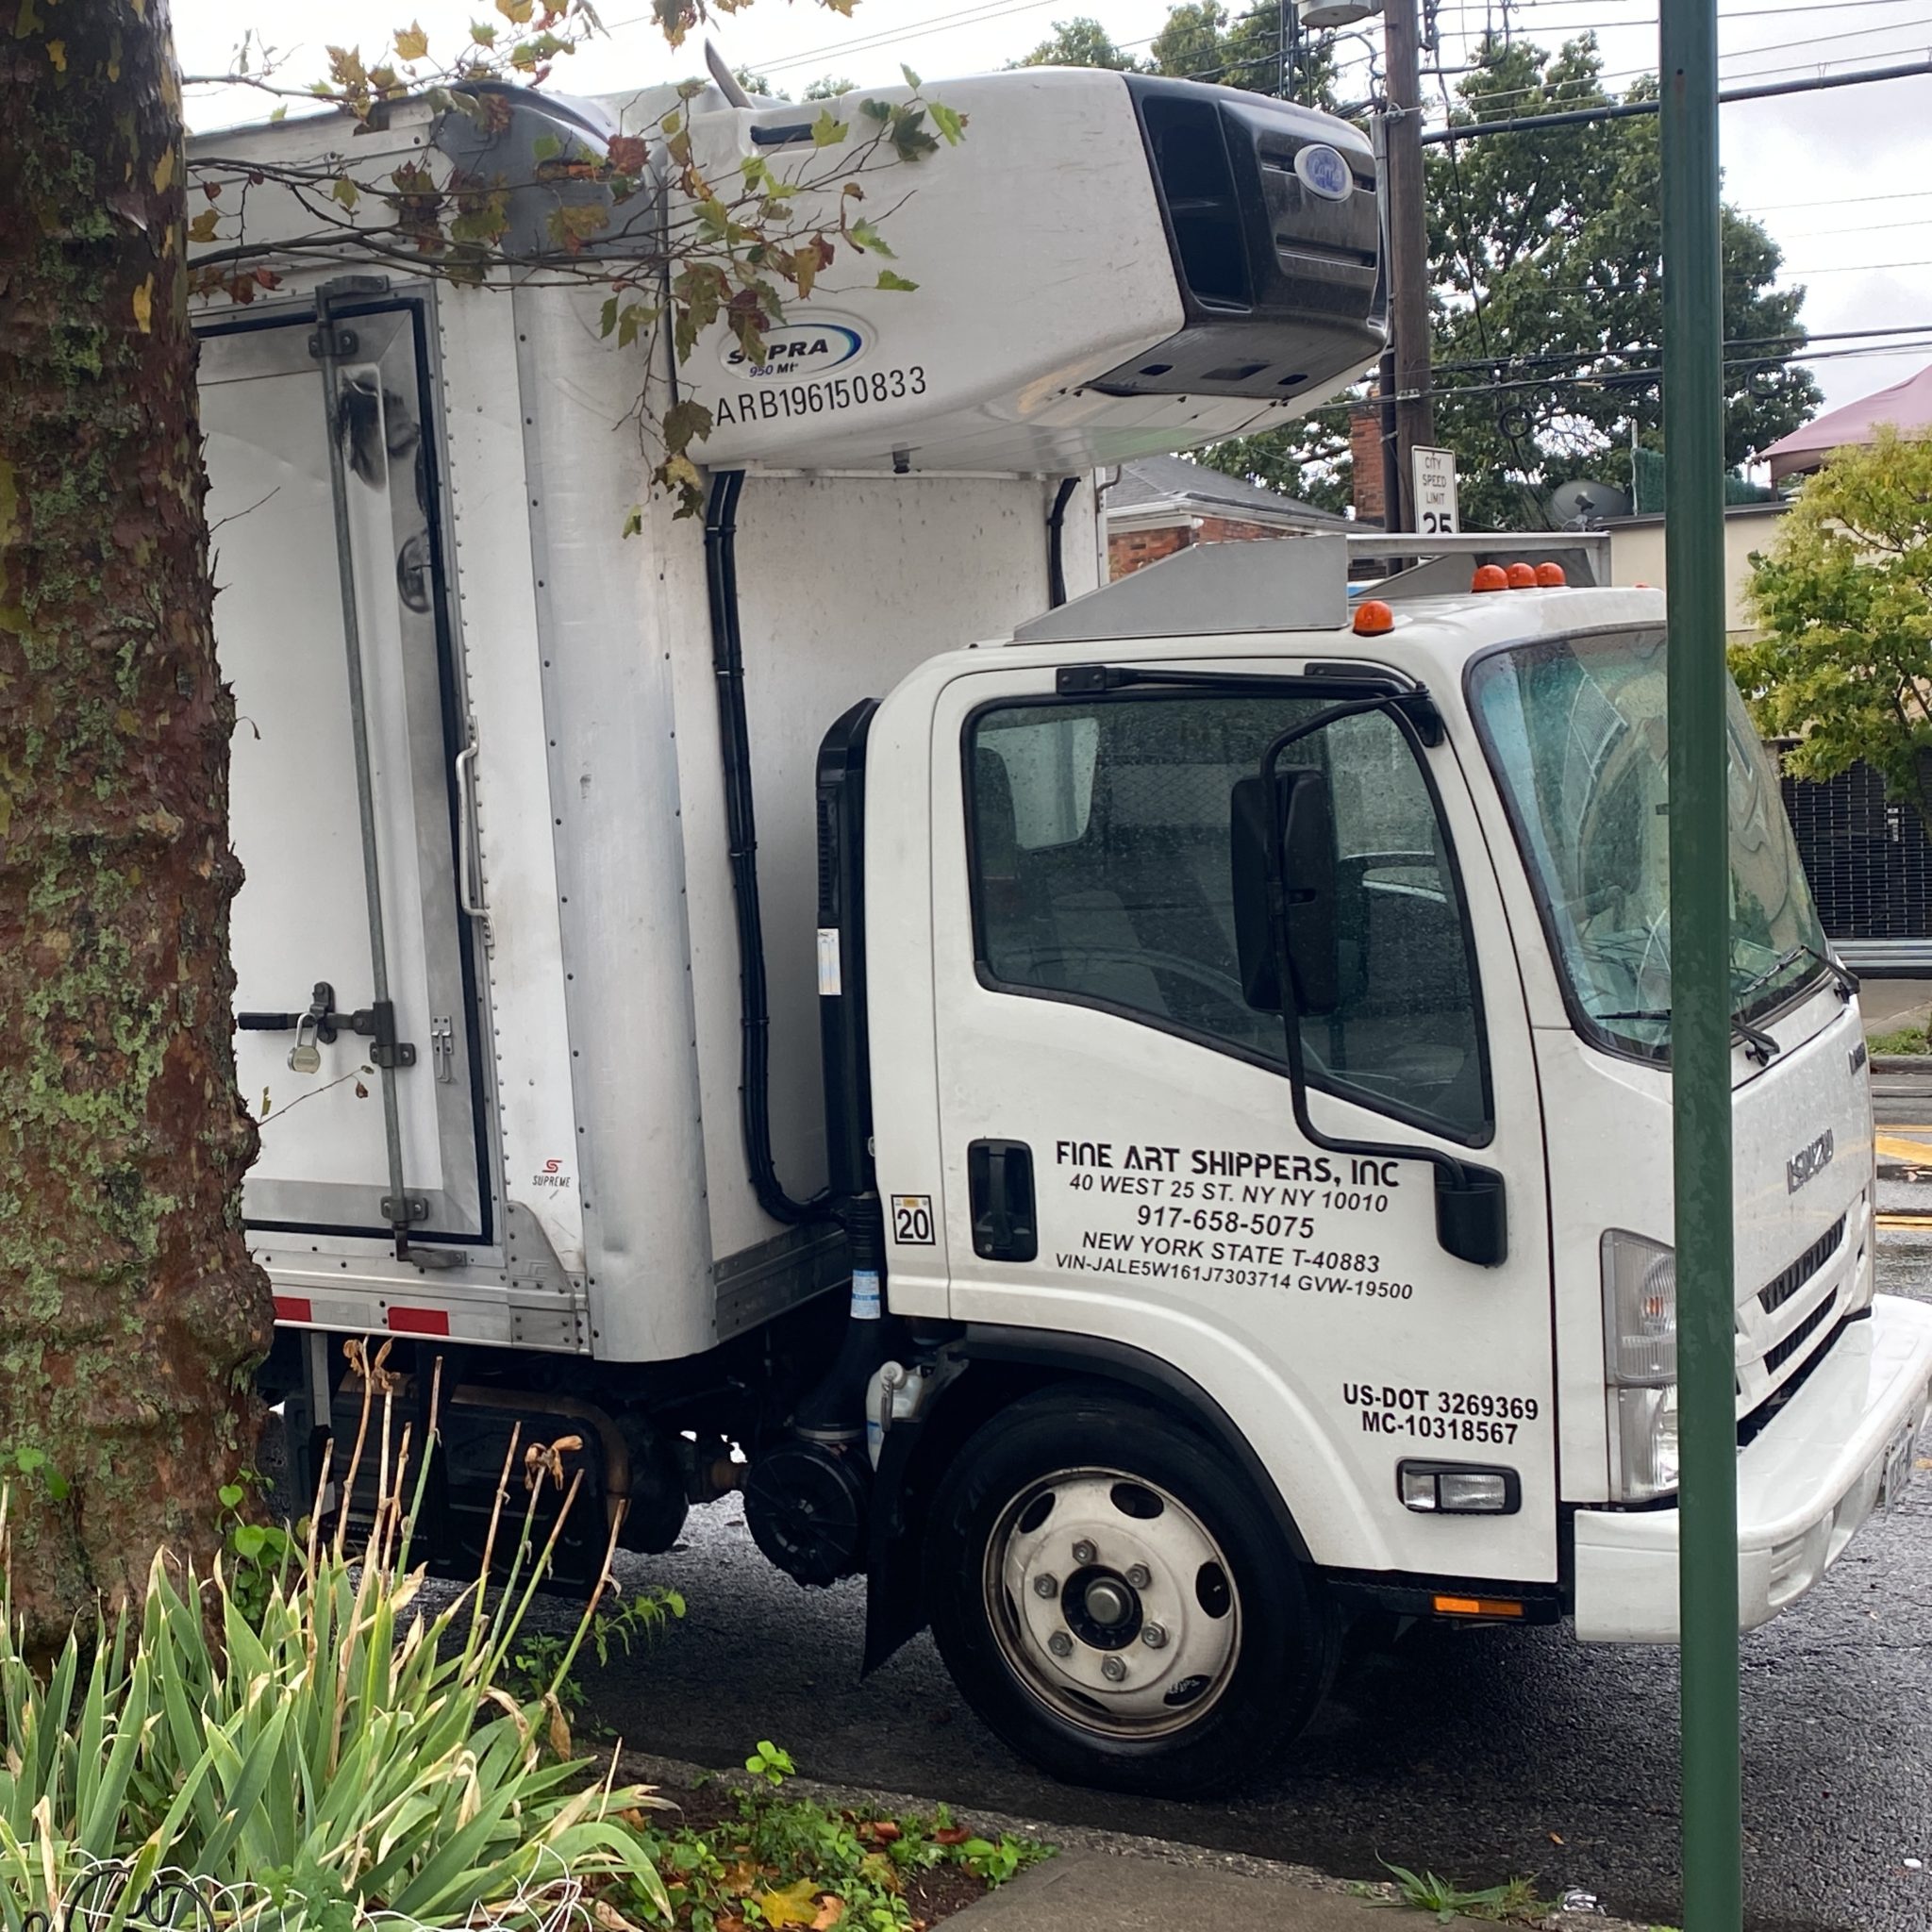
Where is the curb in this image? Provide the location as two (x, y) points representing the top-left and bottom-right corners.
(614, 1746), (1657, 1932)
(1872, 1055), (1932, 1074)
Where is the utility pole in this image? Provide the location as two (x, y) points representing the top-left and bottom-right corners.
(1380, 0), (1432, 532)
(1660, 0), (1742, 1926)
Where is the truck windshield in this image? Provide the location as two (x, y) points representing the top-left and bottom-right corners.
(1467, 627), (1830, 1058)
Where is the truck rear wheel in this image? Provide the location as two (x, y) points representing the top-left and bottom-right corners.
(925, 1388), (1334, 1795)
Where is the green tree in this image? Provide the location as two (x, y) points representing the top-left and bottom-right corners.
(1426, 34), (1817, 528)
(1736, 431), (1932, 837)
(1148, 1), (1337, 99)
(1015, 18), (1144, 70)
(803, 75), (858, 98)
(1, 0), (270, 1648)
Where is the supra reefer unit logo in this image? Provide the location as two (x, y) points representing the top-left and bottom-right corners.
(719, 319), (869, 383)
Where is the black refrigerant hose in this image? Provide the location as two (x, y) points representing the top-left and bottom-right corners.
(1046, 475), (1080, 608)
(704, 469), (830, 1227)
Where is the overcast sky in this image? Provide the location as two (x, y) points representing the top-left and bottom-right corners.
(175, 0), (1932, 420)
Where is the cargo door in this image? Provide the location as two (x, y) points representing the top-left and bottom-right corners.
(203, 301), (489, 1247)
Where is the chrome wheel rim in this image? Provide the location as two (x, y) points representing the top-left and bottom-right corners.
(983, 1465), (1241, 1739)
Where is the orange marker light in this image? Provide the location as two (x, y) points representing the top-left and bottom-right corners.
(1535, 561), (1567, 587)
(1472, 564), (1508, 592)
(1353, 599), (1395, 636)
(1433, 1594), (1526, 1619)
(1506, 561), (1538, 589)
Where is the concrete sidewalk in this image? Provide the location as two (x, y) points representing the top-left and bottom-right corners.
(949, 1849), (1467, 1930)
(1863, 978), (1931, 1039)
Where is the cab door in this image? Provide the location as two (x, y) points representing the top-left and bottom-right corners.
(921, 664), (1558, 1583)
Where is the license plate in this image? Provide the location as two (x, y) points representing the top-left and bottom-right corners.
(1879, 1422), (1919, 1513)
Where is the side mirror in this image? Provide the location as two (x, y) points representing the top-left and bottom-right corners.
(1230, 767), (1341, 1017)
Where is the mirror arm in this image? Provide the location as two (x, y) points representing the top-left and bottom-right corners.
(1258, 694), (1507, 1269)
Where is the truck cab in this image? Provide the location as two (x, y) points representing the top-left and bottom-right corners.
(813, 539), (1932, 1790)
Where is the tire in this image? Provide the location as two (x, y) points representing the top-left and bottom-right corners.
(924, 1385), (1336, 1796)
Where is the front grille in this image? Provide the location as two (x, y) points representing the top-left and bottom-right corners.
(1759, 1216), (1845, 1314)
(1765, 1290), (1839, 1376)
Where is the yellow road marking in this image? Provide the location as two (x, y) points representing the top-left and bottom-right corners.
(1875, 1133), (1932, 1162)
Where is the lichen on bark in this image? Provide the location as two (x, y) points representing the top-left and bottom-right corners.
(0, 0), (273, 1645)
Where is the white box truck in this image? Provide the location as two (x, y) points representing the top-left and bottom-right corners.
(194, 67), (1932, 1796)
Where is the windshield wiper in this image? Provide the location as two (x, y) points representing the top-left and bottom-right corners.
(1731, 946), (1812, 1008)
(1793, 942), (1858, 1002)
(1590, 1006), (1780, 1064)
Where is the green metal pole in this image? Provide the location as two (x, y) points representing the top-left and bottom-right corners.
(1660, 4), (1741, 1929)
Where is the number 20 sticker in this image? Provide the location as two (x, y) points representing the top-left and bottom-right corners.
(891, 1194), (936, 1245)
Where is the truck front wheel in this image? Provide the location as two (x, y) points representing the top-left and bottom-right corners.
(924, 1388), (1334, 1795)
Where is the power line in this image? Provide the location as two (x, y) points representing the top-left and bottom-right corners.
(1768, 214), (1932, 239)
(1751, 186), (1932, 210)
(1421, 55), (1932, 142)
(1778, 257), (1932, 274)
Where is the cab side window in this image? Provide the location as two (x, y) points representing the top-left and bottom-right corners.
(968, 693), (1491, 1144)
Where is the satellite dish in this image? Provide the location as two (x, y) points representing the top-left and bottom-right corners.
(1303, 0), (1383, 26)
(1548, 478), (1632, 529)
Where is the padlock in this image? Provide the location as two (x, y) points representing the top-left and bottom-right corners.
(288, 1011), (322, 1075)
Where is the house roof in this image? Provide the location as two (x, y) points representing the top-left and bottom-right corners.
(1107, 454), (1353, 530)
(1760, 361), (1932, 482)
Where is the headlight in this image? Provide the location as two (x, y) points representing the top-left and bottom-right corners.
(1602, 1230), (1679, 1502)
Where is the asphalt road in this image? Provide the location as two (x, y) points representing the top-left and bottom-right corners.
(584, 1211), (1932, 1932)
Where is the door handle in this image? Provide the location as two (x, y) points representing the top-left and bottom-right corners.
(454, 731), (489, 926)
(969, 1139), (1037, 1262)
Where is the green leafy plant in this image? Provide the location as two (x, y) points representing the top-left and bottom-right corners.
(745, 1740), (797, 1787)
(217, 1473), (301, 1627)
(1380, 1860), (1553, 1925)
(502, 1588), (686, 1732)
(1869, 1023), (1931, 1057)
(1739, 429), (1932, 841)
(621, 1753), (1047, 1931)
(0, 1444), (71, 1504)
(0, 1360), (670, 1929)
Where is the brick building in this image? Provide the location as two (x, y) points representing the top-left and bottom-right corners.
(1104, 453), (1354, 578)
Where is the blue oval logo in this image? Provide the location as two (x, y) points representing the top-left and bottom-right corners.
(721, 321), (866, 382)
(1294, 143), (1354, 202)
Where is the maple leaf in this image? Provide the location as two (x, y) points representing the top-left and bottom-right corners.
(755, 1879), (822, 1928)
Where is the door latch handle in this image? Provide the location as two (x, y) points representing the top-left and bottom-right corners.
(234, 980), (416, 1070)
(969, 1139), (1037, 1263)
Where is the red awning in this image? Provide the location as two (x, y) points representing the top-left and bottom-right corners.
(1761, 361), (1932, 483)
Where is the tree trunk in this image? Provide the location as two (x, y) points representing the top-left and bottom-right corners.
(0, 0), (272, 1646)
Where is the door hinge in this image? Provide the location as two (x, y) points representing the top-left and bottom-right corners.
(308, 325), (359, 361)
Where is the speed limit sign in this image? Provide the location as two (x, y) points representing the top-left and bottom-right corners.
(1412, 446), (1460, 536)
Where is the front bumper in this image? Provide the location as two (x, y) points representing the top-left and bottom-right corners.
(1573, 1293), (1932, 1643)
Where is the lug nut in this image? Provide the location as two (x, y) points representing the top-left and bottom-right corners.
(1072, 1539), (1097, 1564)
(1033, 1574), (1058, 1598)
(1141, 1622), (1168, 1649)
(1048, 1630), (1074, 1657)
(1124, 1564), (1151, 1590)
(1101, 1657), (1127, 1682)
